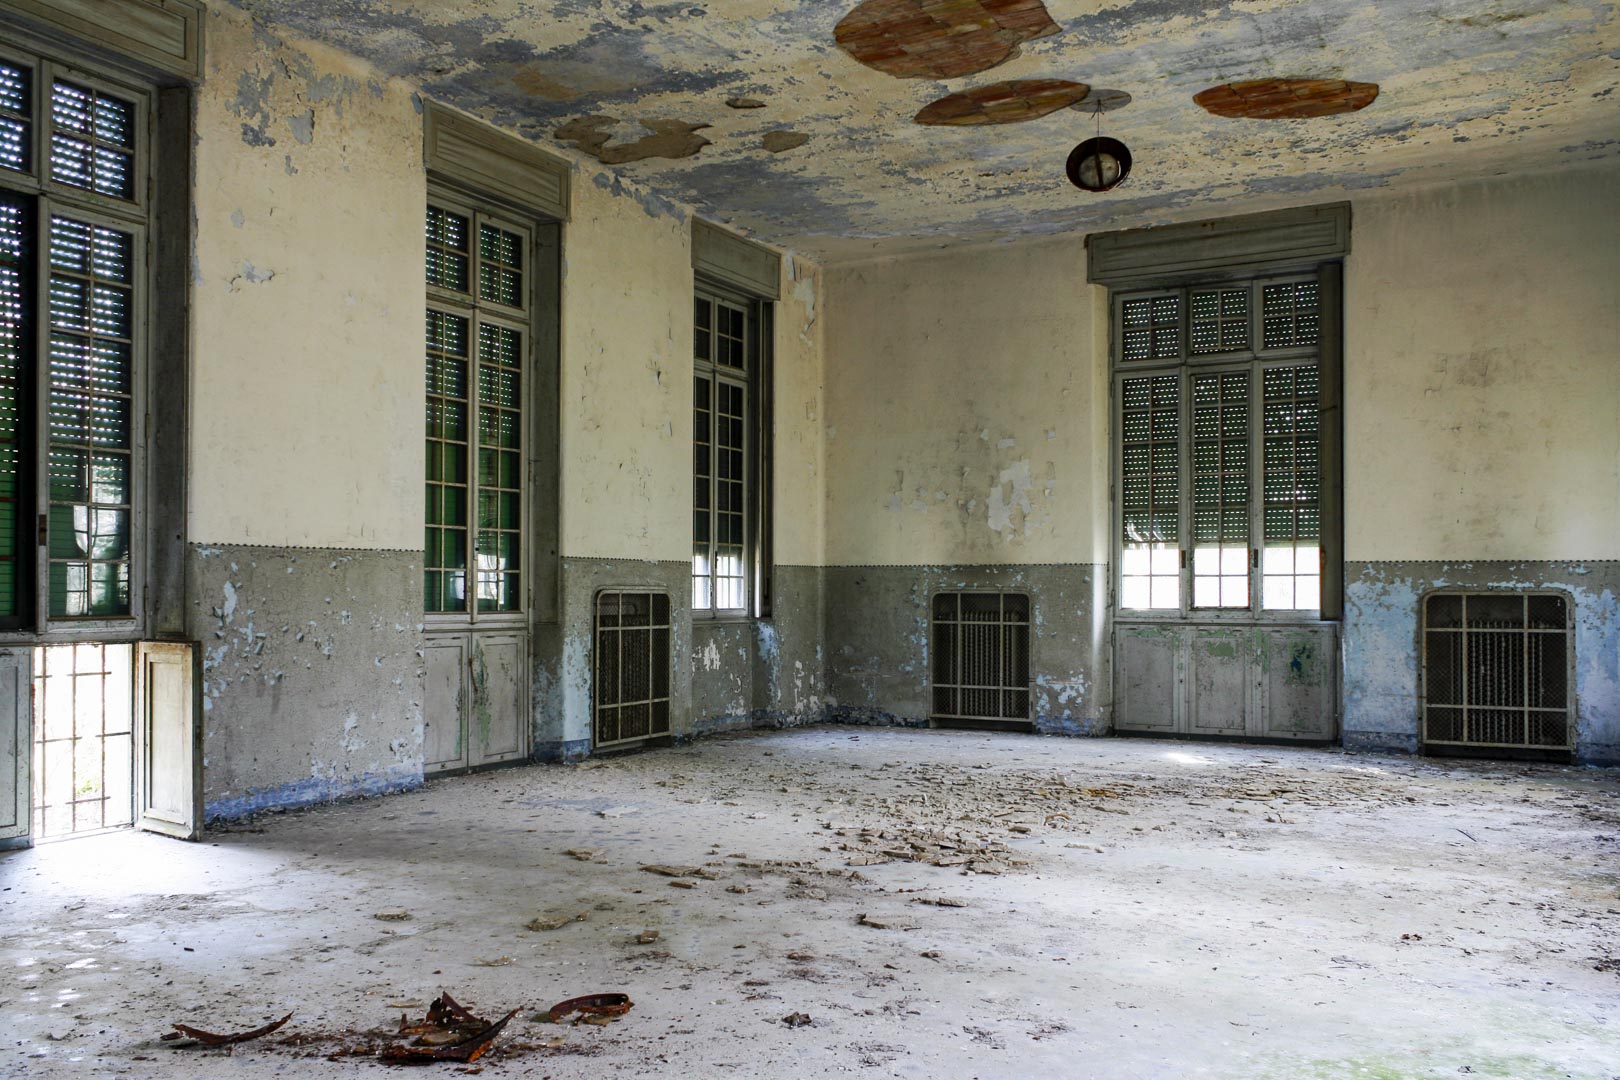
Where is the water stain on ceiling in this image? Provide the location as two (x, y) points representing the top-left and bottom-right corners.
(834, 0), (1063, 79)
(235, 0), (1620, 262)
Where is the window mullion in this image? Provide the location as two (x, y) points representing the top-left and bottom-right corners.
(1248, 357), (1262, 613)
(30, 195), (48, 633)
(1177, 366), (1191, 617)
(707, 370), (720, 612)
(467, 310), (482, 622)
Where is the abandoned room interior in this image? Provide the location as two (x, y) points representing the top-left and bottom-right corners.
(0, 0), (1616, 1075)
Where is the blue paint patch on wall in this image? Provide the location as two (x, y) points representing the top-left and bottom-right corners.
(1033, 714), (1107, 737)
(534, 738), (592, 763)
(204, 763), (423, 822)
(1344, 561), (1620, 765)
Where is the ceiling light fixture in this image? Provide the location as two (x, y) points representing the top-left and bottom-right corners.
(1066, 98), (1131, 192)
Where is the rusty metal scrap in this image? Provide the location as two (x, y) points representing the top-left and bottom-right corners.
(164, 1011), (293, 1048)
(380, 991), (519, 1064)
(545, 993), (633, 1021)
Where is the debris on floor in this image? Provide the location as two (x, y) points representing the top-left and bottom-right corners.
(11, 727), (1620, 1079)
(641, 864), (721, 879)
(540, 993), (634, 1024)
(381, 992), (519, 1064)
(163, 1011), (293, 1050)
(525, 910), (590, 931)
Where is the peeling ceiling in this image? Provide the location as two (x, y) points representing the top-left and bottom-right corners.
(235, 0), (1620, 261)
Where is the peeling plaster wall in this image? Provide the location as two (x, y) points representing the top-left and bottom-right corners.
(820, 238), (1111, 730)
(193, 545), (423, 817)
(1344, 561), (1619, 764)
(825, 564), (1106, 734)
(184, 8), (835, 813)
(819, 166), (1618, 753)
(555, 177), (828, 739)
(188, 7), (429, 816)
(1341, 167), (1620, 762)
(559, 172), (691, 562)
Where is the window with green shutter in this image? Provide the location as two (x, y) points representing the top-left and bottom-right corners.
(0, 48), (148, 628)
(1114, 273), (1326, 616)
(424, 194), (530, 619)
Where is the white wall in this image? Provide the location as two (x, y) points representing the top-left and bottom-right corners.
(823, 238), (1110, 567)
(556, 182), (825, 566)
(1343, 166), (1620, 561)
(191, 6), (425, 550)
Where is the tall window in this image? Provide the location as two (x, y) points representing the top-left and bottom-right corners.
(424, 194), (529, 617)
(0, 49), (147, 626)
(1116, 275), (1324, 615)
(692, 286), (756, 614)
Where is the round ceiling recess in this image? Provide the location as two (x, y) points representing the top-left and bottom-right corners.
(1066, 137), (1132, 192)
(915, 79), (1090, 126)
(1194, 78), (1379, 119)
(835, 0), (1062, 80)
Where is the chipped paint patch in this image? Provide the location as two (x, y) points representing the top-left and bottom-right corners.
(762, 130), (810, 153)
(591, 170), (685, 221)
(986, 459), (1034, 539)
(204, 763), (423, 821)
(557, 114), (711, 163)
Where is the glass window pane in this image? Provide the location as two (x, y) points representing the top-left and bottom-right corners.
(1191, 370), (1249, 609)
(1121, 373), (1180, 609)
(425, 205), (470, 293)
(50, 81), (135, 200)
(46, 216), (134, 618)
(1261, 365), (1321, 611)
(0, 62), (31, 174)
(0, 196), (28, 618)
(477, 223), (523, 307)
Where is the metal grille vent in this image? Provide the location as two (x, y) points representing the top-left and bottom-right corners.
(1423, 592), (1572, 753)
(594, 590), (671, 749)
(931, 592), (1031, 725)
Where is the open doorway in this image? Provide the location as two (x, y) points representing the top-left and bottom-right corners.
(30, 644), (134, 840)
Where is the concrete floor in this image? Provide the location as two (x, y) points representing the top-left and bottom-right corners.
(4, 726), (1619, 1079)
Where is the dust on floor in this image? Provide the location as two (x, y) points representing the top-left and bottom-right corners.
(3, 726), (1618, 1078)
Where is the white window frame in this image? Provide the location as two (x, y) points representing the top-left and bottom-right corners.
(1111, 271), (1330, 624)
(691, 280), (759, 619)
(423, 185), (532, 629)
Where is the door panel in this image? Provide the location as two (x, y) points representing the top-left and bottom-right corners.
(471, 633), (527, 765)
(1115, 626), (1179, 733)
(423, 634), (469, 773)
(1188, 628), (1251, 736)
(1259, 626), (1337, 740)
(135, 642), (199, 840)
(0, 648), (31, 846)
